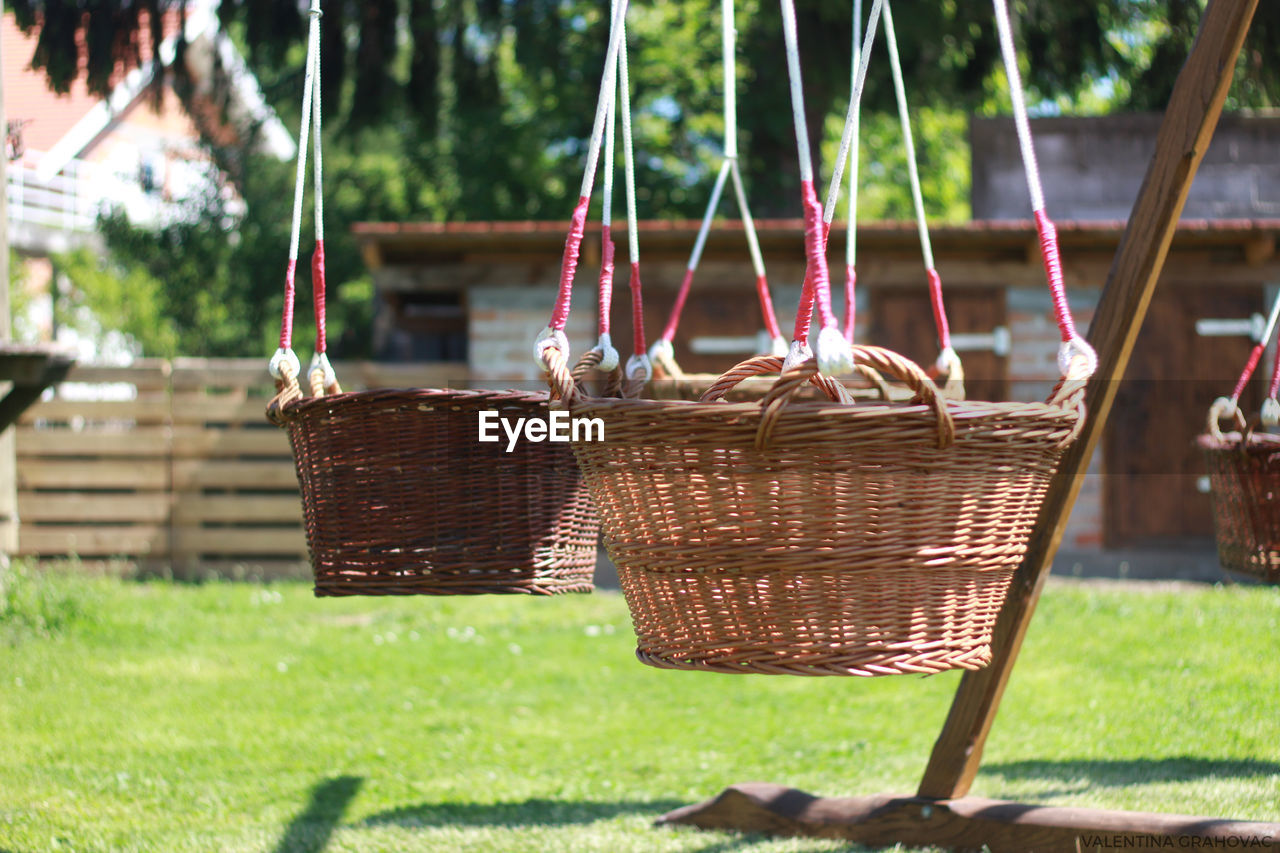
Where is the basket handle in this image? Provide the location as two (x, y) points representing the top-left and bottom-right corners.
(1207, 396), (1249, 442)
(766, 347), (951, 451)
(699, 355), (855, 405)
(704, 345), (953, 452)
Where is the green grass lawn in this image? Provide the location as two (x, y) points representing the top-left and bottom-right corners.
(1, 562), (1277, 852)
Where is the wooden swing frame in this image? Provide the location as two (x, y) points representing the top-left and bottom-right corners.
(658, 1), (1280, 849)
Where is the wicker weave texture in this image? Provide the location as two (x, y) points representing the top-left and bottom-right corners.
(567, 349), (1083, 676)
(1200, 431), (1280, 583)
(277, 388), (599, 596)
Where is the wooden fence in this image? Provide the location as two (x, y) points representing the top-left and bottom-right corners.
(15, 358), (461, 575)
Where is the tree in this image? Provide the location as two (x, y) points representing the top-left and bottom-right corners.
(11, 1), (1280, 358)
(24, 2), (1278, 221)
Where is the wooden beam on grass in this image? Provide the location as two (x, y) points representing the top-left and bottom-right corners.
(658, 784), (1280, 853)
(917, 0), (1260, 800)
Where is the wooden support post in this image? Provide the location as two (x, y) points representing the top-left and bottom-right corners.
(917, 0), (1260, 800)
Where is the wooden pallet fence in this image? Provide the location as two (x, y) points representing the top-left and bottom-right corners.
(16, 359), (463, 572)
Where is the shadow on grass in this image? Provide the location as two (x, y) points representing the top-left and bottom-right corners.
(983, 757), (1280, 799)
(271, 775), (363, 853)
(360, 797), (687, 830)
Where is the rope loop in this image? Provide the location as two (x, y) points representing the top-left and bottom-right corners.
(1058, 336), (1098, 381)
(591, 333), (620, 373)
(815, 324), (854, 377)
(1208, 395), (1248, 441)
(1262, 397), (1280, 428)
(308, 351), (338, 397)
(266, 357), (303, 427)
(648, 338), (682, 379)
(535, 327), (571, 372)
(269, 347), (301, 383)
(934, 345), (961, 377)
(781, 339), (813, 373)
(626, 353), (652, 384)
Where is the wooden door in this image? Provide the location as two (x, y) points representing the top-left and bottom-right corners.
(870, 287), (1009, 402)
(1103, 285), (1263, 547)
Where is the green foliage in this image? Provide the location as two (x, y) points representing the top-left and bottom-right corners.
(53, 247), (180, 357)
(88, 152), (384, 358)
(0, 558), (98, 642)
(822, 108), (972, 224)
(8, 250), (37, 344)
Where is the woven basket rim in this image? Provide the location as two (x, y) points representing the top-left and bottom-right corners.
(1197, 430), (1280, 453)
(570, 393), (1080, 423)
(273, 386), (553, 422)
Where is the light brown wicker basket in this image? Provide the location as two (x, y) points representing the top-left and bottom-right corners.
(1199, 409), (1280, 584)
(548, 344), (1086, 676)
(268, 378), (599, 597)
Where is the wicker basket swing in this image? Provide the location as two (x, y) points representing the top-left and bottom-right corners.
(533, 0), (1097, 677)
(1198, 323), (1280, 583)
(265, 2), (598, 597)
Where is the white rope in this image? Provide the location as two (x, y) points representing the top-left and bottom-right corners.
(779, 0), (814, 183)
(993, 0), (1096, 380)
(617, 13), (650, 382)
(601, 50), (616, 229)
(992, 0), (1045, 212)
(729, 159), (766, 279)
(271, 0), (320, 380)
(722, 0), (738, 160)
(577, 0), (630, 202)
(884, 0), (935, 271)
(306, 0), (336, 387)
(287, 2), (320, 265)
(617, 19), (639, 266)
(845, 0), (863, 269)
(687, 161), (732, 272)
(590, 0), (620, 373)
(823, 0), (883, 223)
(310, 4), (324, 243)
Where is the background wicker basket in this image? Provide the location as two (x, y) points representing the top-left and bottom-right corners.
(1199, 425), (1280, 584)
(552, 344), (1086, 676)
(270, 384), (599, 596)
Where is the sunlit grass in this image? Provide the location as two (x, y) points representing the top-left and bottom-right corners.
(1, 566), (1277, 852)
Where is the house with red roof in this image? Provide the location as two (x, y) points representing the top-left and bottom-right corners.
(2, 2), (292, 343)
(3, 2), (292, 251)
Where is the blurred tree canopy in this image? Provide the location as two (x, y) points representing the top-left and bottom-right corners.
(9, 1), (1280, 356)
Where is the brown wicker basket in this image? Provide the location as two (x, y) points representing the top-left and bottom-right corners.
(269, 381), (599, 596)
(549, 344), (1086, 676)
(1199, 415), (1280, 583)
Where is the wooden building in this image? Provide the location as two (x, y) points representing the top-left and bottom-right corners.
(353, 216), (1280, 557)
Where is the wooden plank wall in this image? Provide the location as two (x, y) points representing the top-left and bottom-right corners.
(15, 359), (460, 575)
